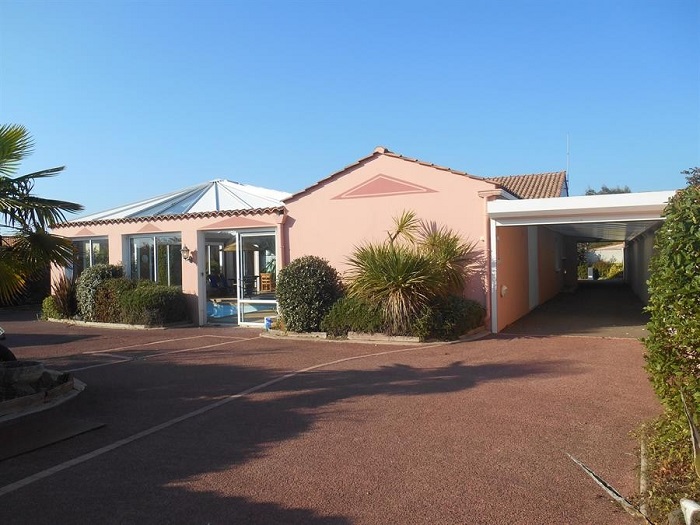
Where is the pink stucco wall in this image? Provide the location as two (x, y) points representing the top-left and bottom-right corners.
(282, 152), (499, 306)
(495, 226), (530, 331)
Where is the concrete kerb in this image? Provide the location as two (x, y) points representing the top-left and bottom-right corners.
(45, 318), (194, 331)
(260, 326), (491, 345)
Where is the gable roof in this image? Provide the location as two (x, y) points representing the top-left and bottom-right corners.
(284, 146), (484, 203)
(284, 146), (566, 203)
(486, 172), (568, 199)
(65, 179), (291, 224)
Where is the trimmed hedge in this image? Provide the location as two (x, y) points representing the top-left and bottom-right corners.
(644, 183), (700, 415)
(276, 255), (344, 333)
(118, 282), (188, 327)
(321, 296), (385, 338)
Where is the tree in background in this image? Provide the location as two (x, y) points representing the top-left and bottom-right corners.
(0, 124), (83, 303)
(585, 184), (631, 195)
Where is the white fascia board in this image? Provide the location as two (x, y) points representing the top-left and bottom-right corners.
(487, 191), (676, 226)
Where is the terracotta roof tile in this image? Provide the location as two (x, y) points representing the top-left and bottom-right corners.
(53, 206), (286, 229)
(485, 172), (568, 199)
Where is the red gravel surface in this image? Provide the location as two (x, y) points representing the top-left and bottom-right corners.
(0, 308), (662, 524)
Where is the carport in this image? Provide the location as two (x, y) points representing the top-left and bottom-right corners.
(486, 190), (676, 333)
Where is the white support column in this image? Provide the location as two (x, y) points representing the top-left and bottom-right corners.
(490, 218), (499, 333)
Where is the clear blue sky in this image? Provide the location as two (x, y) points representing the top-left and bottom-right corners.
(1, 0), (698, 218)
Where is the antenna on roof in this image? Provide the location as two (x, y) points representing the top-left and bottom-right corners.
(565, 133), (571, 196)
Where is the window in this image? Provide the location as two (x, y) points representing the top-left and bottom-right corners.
(129, 234), (182, 286)
(72, 238), (109, 278)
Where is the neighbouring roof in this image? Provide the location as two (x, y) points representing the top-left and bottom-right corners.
(64, 179), (292, 225)
(486, 172), (568, 199)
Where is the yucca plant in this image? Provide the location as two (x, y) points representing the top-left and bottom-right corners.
(346, 210), (478, 336)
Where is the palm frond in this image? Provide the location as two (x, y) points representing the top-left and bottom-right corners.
(0, 124), (34, 176)
(388, 209), (420, 245)
(12, 229), (75, 270)
(0, 252), (27, 303)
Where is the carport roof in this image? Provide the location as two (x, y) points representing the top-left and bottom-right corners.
(487, 190), (676, 241)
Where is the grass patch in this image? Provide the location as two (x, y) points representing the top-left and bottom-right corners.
(637, 413), (700, 523)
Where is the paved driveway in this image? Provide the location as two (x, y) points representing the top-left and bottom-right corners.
(0, 309), (661, 524)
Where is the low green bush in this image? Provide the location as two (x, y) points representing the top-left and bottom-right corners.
(93, 278), (137, 323)
(119, 282), (188, 326)
(276, 256), (344, 333)
(414, 295), (485, 341)
(321, 296), (385, 338)
(41, 295), (62, 320)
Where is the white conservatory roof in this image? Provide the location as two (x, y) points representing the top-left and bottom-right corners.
(74, 179), (292, 222)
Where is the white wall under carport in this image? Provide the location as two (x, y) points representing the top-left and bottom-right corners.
(487, 191), (675, 333)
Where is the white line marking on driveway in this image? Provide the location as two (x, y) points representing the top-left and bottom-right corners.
(0, 341), (446, 497)
(65, 337), (260, 373)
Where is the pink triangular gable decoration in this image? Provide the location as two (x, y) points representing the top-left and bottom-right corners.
(137, 223), (161, 233)
(333, 174), (436, 200)
(206, 216), (271, 229)
(74, 228), (96, 236)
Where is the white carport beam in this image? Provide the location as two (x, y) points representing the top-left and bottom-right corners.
(488, 191), (676, 225)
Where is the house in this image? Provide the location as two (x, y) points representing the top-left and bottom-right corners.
(52, 147), (672, 332)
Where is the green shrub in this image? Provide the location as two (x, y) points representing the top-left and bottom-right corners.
(75, 264), (123, 321)
(41, 295), (62, 320)
(119, 283), (188, 326)
(94, 277), (137, 323)
(577, 263), (588, 280)
(644, 183), (700, 416)
(321, 296), (385, 337)
(414, 295), (485, 341)
(276, 255), (344, 332)
(604, 261), (624, 279)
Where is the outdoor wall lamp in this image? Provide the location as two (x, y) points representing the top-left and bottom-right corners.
(180, 245), (193, 262)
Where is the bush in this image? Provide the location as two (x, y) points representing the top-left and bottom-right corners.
(413, 295), (485, 341)
(644, 183), (700, 416)
(119, 282), (188, 326)
(93, 277), (136, 323)
(276, 255), (344, 333)
(577, 264), (588, 280)
(75, 264), (123, 321)
(321, 296), (385, 338)
(41, 295), (62, 320)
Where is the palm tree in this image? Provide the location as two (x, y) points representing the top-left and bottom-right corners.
(0, 124), (84, 303)
(346, 210), (478, 336)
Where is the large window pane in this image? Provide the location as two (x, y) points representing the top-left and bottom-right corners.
(130, 234), (182, 285)
(71, 238), (109, 279)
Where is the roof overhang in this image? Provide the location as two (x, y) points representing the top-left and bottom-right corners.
(487, 190), (676, 242)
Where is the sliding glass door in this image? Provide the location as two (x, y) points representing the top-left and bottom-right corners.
(237, 231), (278, 325)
